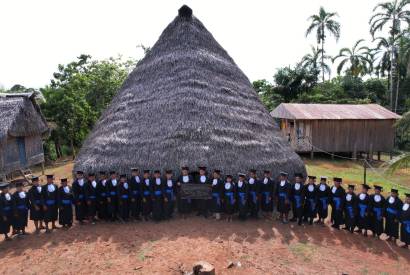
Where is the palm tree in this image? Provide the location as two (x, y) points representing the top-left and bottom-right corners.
(369, 0), (410, 112)
(300, 45), (331, 79)
(386, 111), (410, 174)
(306, 7), (341, 82)
(333, 39), (373, 77)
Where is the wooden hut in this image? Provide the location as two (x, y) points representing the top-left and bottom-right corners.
(0, 92), (49, 176)
(270, 103), (401, 158)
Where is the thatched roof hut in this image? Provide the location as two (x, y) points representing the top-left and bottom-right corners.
(0, 92), (49, 174)
(74, 5), (305, 177)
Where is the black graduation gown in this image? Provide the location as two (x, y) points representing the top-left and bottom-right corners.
(117, 182), (130, 220)
(12, 191), (30, 231)
(58, 186), (73, 226)
(72, 179), (87, 221)
(223, 181), (236, 215)
(317, 183), (331, 219)
(28, 185), (44, 221)
(400, 203), (410, 245)
(196, 175), (210, 215)
(248, 177), (260, 217)
(236, 181), (248, 220)
(178, 175), (194, 214)
(211, 178), (223, 213)
(330, 185), (345, 227)
(142, 178), (153, 218)
(304, 184), (318, 220)
(152, 178), (165, 221)
(164, 178), (176, 219)
(42, 183), (59, 222)
(85, 180), (98, 218)
(0, 193), (15, 234)
(106, 178), (119, 220)
(357, 193), (371, 230)
(129, 175), (142, 219)
(276, 180), (291, 214)
(385, 196), (402, 238)
(369, 194), (385, 236)
(260, 177), (273, 212)
(96, 179), (108, 220)
(344, 193), (357, 231)
(291, 182), (305, 222)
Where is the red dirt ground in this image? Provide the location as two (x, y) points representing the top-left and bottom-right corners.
(0, 215), (409, 275)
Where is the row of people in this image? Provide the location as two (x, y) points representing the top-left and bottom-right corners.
(0, 167), (409, 249)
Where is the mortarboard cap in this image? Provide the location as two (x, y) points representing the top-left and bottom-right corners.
(165, 170), (173, 174)
(226, 175), (233, 179)
(238, 173), (246, 178)
(61, 178), (68, 183)
(15, 182), (24, 187)
(362, 184), (371, 190)
(348, 184), (355, 189)
(110, 171), (116, 175)
(320, 176), (327, 180)
(0, 182), (9, 189)
(120, 174), (127, 179)
(99, 171), (106, 175)
(198, 166), (207, 171)
(308, 176), (317, 180)
(374, 185), (383, 191)
(181, 166), (189, 171)
(31, 176), (39, 181)
(249, 169), (257, 173)
(264, 170), (271, 174)
(280, 171), (288, 177)
(76, 171), (84, 175)
(213, 169), (221, 174)
(405, 193), (410, 198)
(131, 168), (139, 172)
(294, 173), (303, 178)
(333, 177), (342, 183)
(88, 173), (95, 177)
(46, 175), (54, 179)
(143, 169), (150, 174)
(154, 170), (161, 174)
(391, 188), (399, 193)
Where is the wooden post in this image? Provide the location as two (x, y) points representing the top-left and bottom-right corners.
(369, 143), (373, 160)
(353, 142), (357, 161)
(390, 151), (393, 160)
(377, 151), (381, 161)
(41, 162), (45, 175)
(363, 161), (367, 185)
(310, 150), (314, 160)
(331, 153), (334, 160)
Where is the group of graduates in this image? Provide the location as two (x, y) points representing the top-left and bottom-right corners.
(0, 166), (410, 249)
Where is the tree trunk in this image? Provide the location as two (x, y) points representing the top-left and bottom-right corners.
(390, 45), (398, 111)
(321, 38), (325, 82)
(395, 72), (400, 113)
(70, 138), (76, 160)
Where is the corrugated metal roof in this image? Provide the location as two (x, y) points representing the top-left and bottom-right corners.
(270, 103), (402, 120)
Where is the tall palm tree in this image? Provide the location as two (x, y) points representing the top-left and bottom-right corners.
(306, 6), (341, 82)
(300, 45), (331, 79)
(333, 39), (372, 77)
(369, 0), (410, 112)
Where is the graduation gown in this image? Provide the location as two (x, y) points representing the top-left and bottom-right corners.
(223, 181), (236, 215)
(236, 181), (248, 220)
(178, 175), (194, 214)
(72, 179), (87, 221)
(400, 203), (410, 245)
(344, 193), (357, 231)
(0, 193), (14, 234)
(28, 185), (44, 221)
(369, 194), (385, 236)
(96, 179), (108, 220)
(248, 177), (260, 217)
(260, 177), (273, 212)
(129, 175), (142, 219)
(330, 185), (345, 227)
(85, 180), (98, 218)
(291, 182), (305, 222)
(164, 178), (176, 218)
(117, 181), (130, 220)
(276, 180), (291, 214)
(304, 184), (318, 220)
(385, 196), (402, 238)
(42, 183), (59, 222)
(211, 178), (223, 213)
(58, 186), (73, 226)
(357, 193), (371, 230)
(196, 175), (210, 215)
(13, 191), (30, 231)
(317, 183), (331, 219)
(152, 178), (165, 221)
(106, 178), (119, 219)
(142, 178), (153, 218)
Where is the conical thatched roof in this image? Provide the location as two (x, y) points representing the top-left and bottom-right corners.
(74, 5), (305, 178)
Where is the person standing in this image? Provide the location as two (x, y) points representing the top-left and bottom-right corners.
(42, 175), (59, 232)
(12, 182), (30, 235)
(196, 166), (210, 218)
(247, 169), (260, 219)
(330, 177), (345, 229)
(85, 173), (98, 224)
(142, 170), (153, 221)
(0, 183), (14, 240)
(385, 188), (402, 242)
(303, 176), (318, 225)
(72, 171), (87, 224)
(236, 173), (248, 221)
(58, 178), (74, 229)
(290, 173), (305, 225)
(400, 193), (410, 249)
(96, 171), (109, 221)
(129, 168), (142, 221)
(357, 184), (371, 236)
(260, 170), (273, 219)
(276, 172), (292, 224)
(177, 167), (194, 218)
(344, 184), (357, 233)
(211, 169), (223, 220)
(164, 170), (176, 219)
(223, 175), (236, 222)
(152, 170), (165, 221)
(316, 176), (331, 225)
(106, 171), (119, 221)
(369, 185), (385, 238)
(117, 174), (130, 222)
(28, 176), (44, 233)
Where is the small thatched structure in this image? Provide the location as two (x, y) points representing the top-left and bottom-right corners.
(0, 92), (49, 174)
(74, 5), (305, 177)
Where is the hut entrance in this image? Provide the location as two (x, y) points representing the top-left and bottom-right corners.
(16, 137), (27, 166)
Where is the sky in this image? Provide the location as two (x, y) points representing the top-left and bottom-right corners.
(0, 0), (382, 89)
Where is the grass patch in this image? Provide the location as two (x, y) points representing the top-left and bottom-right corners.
(288, 242), (316, 262)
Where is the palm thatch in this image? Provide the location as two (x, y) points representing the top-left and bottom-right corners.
(74, 5), (306, 178)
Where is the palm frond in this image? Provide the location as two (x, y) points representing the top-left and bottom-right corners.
(386, 153), (410, 175)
